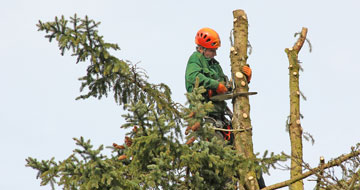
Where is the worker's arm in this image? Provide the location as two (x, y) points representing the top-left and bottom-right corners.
(185, 61), (219, 91)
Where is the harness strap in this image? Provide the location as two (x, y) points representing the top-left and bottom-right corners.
(222, 125), (232, 141)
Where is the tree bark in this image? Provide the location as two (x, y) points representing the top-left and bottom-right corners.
(315, 156), (325, 190)
(286, 27), (308, 190)
(230, 9), (259, 190)
(261, 149), (360, 190)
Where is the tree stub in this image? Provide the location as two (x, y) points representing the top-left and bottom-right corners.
(241, 81), (246, 86)
(236, 72), (244, 79)
(243, 113), (248, 119)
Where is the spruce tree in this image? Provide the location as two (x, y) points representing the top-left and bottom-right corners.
(26, 15), (282, 190)
(26, 13), (360, 190)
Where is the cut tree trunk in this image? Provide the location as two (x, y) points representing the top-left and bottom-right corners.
(230, 9), (259, 190)
(285, 27), (308, 190)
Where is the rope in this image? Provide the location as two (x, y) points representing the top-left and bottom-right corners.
(229, 29), (234, 46)
(211, 126), (252, 132)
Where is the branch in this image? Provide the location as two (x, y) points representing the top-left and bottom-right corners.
(292, 27), (308, 53)
(261, 149), (360, 190)
(348, 169), (360, 190)
(315, 156), (325, 190)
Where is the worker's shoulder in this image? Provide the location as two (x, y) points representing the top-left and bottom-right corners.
(187, 51), (203, 63)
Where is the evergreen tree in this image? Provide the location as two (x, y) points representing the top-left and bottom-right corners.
(26, 13), (360, 190)
(26, 15), (282, 190)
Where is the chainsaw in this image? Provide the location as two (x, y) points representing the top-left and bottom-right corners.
(210, 91), (257, 101)
(210, 76), (257, 102)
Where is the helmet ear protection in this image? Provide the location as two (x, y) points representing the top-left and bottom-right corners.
(195, 28), (221, 49)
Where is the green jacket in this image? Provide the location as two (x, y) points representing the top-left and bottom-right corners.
(185, 51), (227, 116)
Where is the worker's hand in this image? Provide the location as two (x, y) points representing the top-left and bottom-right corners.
(242, 65), (252, 82)
(216, 83), (228, 94)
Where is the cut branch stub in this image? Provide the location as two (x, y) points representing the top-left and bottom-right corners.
(236, 72), (244, 79)
(241, 81), (246, 86)
(242, 113), (248, 119)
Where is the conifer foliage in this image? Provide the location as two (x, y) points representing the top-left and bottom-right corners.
(26, 15), (283, 190)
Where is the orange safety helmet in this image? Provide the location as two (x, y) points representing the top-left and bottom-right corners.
(195, 27), (221, 49)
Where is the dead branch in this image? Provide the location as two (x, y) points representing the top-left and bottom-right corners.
(261, 149), (360, 190)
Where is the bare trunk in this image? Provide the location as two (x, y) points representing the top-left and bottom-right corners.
(286, 27), (308, 190)
(230, 9), (259, 190)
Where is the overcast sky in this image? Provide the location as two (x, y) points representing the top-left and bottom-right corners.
(1, 0), (360, 189)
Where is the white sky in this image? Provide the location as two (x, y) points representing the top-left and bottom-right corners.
(1, 0), (360, 189)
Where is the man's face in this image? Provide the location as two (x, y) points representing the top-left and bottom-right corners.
(203, 48), (217, 59)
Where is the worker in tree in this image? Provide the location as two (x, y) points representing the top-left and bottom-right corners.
(185, 27), (266, 188)
(185, 27), (252, 143)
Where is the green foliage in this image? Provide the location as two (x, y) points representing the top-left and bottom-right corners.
(27, 137), (140, 190)
(37, 14), (179, 121)
(183, 80), (216, 142)
(27, 15), (287, 190)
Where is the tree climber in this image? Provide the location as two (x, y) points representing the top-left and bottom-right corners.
(185, 27), (266, 188)
(185, 27), (252, 144)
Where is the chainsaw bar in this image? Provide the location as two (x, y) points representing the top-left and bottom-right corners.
(210, 92), (257, 101)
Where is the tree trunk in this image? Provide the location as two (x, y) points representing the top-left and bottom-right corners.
(230, 9), (259, 190)
(285, 27), (308, 190)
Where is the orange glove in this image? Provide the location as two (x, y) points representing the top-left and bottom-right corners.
(242, 65), (252, 82)
(216, 83), (228, 94)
